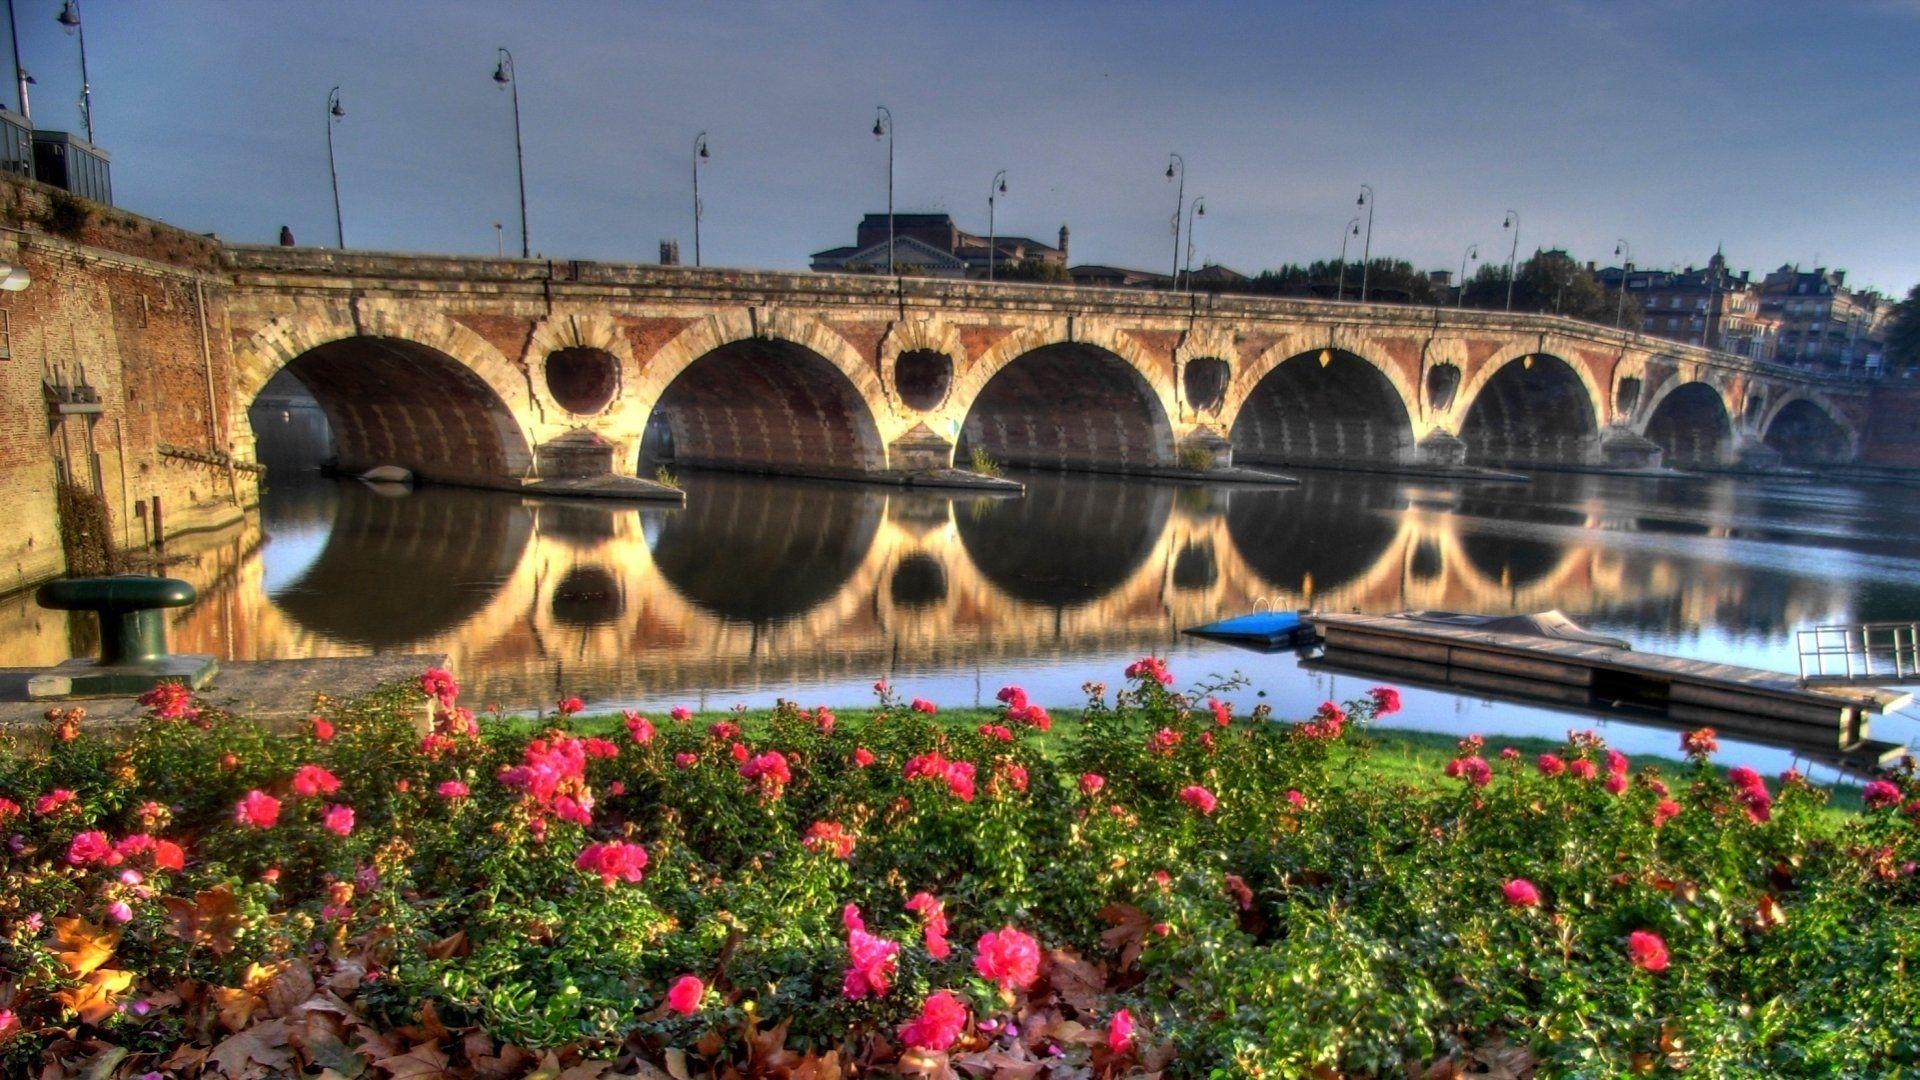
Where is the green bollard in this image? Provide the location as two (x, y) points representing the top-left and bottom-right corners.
(32, 575), (218, 698)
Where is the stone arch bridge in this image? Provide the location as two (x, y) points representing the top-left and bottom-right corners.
(224, 247), (1869, 486)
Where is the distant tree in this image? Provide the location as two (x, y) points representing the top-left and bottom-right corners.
(1463, 249), (1635, 327)
(1244, 257), (1436, 304)
(1886, 283), (1920, 374)
(999, 257), (1071, 283)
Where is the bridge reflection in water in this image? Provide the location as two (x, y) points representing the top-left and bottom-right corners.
(8, 469), (1919, 772)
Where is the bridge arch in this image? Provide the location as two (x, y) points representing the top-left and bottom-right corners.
(232, 305), (536, 484)
(636, 310), (891, 476)
(1226, 346), (1416, 466)
(950, 323), (1177, 473)
(1639, 380), (1736, 467)
(1760, 394), (1856, 465)
(1457, 352), (1603, 466)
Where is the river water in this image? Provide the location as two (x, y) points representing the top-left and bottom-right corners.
(9, 468), (1919, 781)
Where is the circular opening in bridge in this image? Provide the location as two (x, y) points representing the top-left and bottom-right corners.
(895, 350), (953, 412)
(1615, 376), (1643, 416)
(1183, 357), (1230, 414)
(1425, 364), (1461, 412)
(544, 347), (620, 415)
(550, 565), (624, 627)
(890, 553), (948, 608)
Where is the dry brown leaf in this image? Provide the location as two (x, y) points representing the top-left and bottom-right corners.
(897, 1048), (960, 1079)
(50, 918), (120, 979)
(163, 884), (246, 956)
(206, 1016), (294, 1078)
(423, 931), (470, 961)
(371, 1040), (457, 1080)
(1045, 948), (1107, 1015)
(53, 967), (134, 1025)
(213, 985), (267, 1033)
(1097, 904), (1152, 973)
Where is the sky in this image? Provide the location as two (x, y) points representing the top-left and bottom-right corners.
(12, 1), (1920, 294)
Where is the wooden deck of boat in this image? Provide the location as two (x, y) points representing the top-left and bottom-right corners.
(1308, 612), (1912, 726)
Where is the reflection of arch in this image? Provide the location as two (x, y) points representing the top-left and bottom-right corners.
(647, 338), (888, 476)
(1229, 349), (1415, 465)
(270, 485), (533, 648)
(1762, 396), (1855, 465)
(954, 473), (1171, 607)
(1459, 354), (1599, 466)
(1225, 482), (1403, 601)
(1642, 382), (1734, 467)
(957, 343), (1175, 472)
(650, 475), (883, 623)
(233, 306), (535, 484)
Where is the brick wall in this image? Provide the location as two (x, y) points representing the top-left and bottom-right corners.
(0, 174), (252, 598)
(1862, 384), (1920, 468)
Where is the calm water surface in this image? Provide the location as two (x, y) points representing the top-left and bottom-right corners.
(11, 468), (1919, 782)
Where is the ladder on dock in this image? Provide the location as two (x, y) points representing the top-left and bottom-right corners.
(1797, 622), (1920, 684)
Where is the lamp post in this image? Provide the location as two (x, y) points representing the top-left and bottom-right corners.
(872, 107), (893, 275)
(1356, 184), (1375, 302)
(325, 87), (345, 248)
(1613, 239), (1631, 329)
(1501, 210), (1520, 313)
(54, 0), (90, 143)
(492, 222), (503, 257)
(692, 132), (710, 267)
(1182, 197), (1206, 289)
(491, 48), (529, 259)
(987, 169), (1007, 282)
(1335, 217), (1359, 301)
(1165, 153), (1185, 290)
(7, 0), (31, 125)
(1457, 244), (1478, 308)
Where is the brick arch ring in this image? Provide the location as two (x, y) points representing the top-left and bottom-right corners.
(1218, 327), (1423, 439)
(1448, 335), (1612, 431)
(939, 321), (1182, 441)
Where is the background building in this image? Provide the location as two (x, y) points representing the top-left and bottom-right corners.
(1597, 250), (1777, 361)
(1758, 265), (1888, 372)
(810, 214), (1067, 278)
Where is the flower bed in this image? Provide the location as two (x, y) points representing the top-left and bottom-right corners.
(2, 666), (1918, 1078)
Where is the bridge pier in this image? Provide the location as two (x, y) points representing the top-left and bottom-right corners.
(1598, 429), (1665, 470)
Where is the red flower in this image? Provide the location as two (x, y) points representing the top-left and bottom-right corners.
(905, 891), (951, 959)
(436, 780), (470, 799)
(739, 751), (792, 797)
(1223, 873), (1254, 911)
(665, 975), (704, 1015)
(1149, 727), (1182, 756)
(575, 840), (649, 886)
(842, 927), (901, 1000)
(310, 716), (335, 741)
(1536, 753), (1567, 778)
(669, 706), (693, 723)
(803, 820), (856, 858)
(1864, 780), (1903, 810)
(730, 741), (750, 762)
(1107, 1007), (1136, 1055)
(292, 764), (342, 798)
(973, 926), (1042, 992)
(1606, 749), (1630, 777)
(1286, 789), (1307, 809)
(1627, 930), (1669, 972)
(420, 668), (459, 707)
(1727, 765), (1763, 790)
(139, 681), (199, 721)
(322, 804), (355, 836)
(556, 695), (584, 717)
(911, 698), (937, 715)
(1208, 698), (1232, 726)
(35, 789), (76, 815)
(709, 720), (741, 742)
(1653, 799), (1682, 828)
(67, 830), (116, 867)
(1450, 756), (1493, 788)
(1603, 773), (1629, 796)
(1124, 656), (1174, 686)
(853, 746), (876, 768)
(899, 990), (969, 1052)
(996, 685), (1028, 710)
(1568, 759), (1597, 781)
(624, 712), (655, 744)
(1079, 772), (1106, 797)
(1502, 878), (1541, 907)
(813, 706), (837, 735)
(1681, 727), (1719, 759)
(1179, 785), (1218, 815)
(1368, 686), (1402, 716)
(152, 839), (185, 872)
(675, 752), (698, 769)
(581, 737), (619, 759)
(234, 790), (281, 830)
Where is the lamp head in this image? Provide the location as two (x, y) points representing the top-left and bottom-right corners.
(330, 94), (345, 119)
(699, 142), (709, 160)
(997, 178), (1007, 194)
(1351, 223), (1360, 236)
(1196, 203), (1205, 217)
(1165, 163), (1175, 179)
(57, 1), (79, 32)
(492, 59), (510, 86)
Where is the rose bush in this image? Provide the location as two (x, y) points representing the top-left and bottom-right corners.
(0, 665), (1916, 1078)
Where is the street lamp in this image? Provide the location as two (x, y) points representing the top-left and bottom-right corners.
(872, 107), (893, 275)
(491, 48), (529, 259)
(7, 0), (33, 124)
(692, 132), (710, 267)
(1501, 210), (1521, 313)
(1165, 153), (1185, 290)
(1457, 244), (1478, 308)
(492, 222), (503, 257)
(326, 87), (345, 248)
(55, 0), (92, 143)
(1356, 184), (1375, 302)
(1335, 217), (1359, 302)
(1182, 197), (1206, 290)
(987, 169), (1007, 282)
(1613, 239), (1631, 329)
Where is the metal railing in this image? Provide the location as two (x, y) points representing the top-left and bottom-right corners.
(1797, 622), (1920, 683)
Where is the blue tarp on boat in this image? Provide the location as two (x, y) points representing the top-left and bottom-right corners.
(1184, 611), (1313, 648)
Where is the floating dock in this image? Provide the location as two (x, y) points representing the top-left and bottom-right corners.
(1308, 611), (1912, 774)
